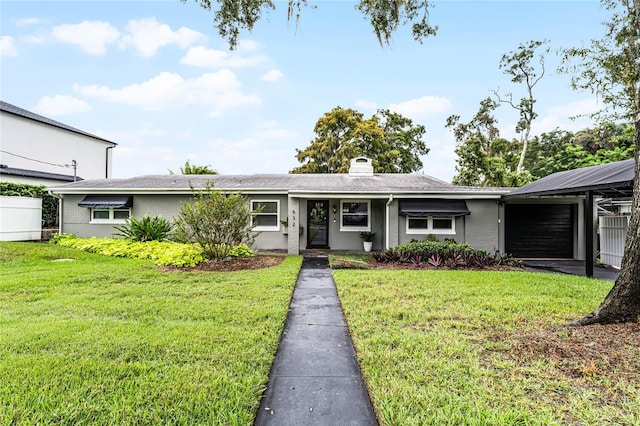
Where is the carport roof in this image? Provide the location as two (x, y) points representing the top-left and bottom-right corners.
(504, 159), (635, 198)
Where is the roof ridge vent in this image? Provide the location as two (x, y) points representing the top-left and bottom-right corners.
(348, 157), (374, 177)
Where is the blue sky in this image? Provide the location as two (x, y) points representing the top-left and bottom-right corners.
(1, 0), (607, 182)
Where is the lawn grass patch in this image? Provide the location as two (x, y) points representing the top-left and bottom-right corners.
(334, 269), (640, 425)
(0, 242), (302, 425)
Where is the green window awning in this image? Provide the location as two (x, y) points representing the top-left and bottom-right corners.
(78, 195), (133, 209)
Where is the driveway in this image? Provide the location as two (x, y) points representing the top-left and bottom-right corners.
(522, 260), (619, 282)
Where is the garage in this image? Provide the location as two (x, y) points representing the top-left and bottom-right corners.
(505, 204), (574, 258)
(503, 159), (635, 276)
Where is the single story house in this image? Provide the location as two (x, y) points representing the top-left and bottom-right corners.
(52, 157), (633, 263)
(50, 158), (513, 255)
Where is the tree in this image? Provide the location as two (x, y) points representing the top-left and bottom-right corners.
(171, 160), (218, 175)
(184, 0), (437, 49)
(524, 123), (635, 180)
(493, 39), (549, 175)
(291, 106), (429, 174)
(446, 98), (525, 187)
(173, 184), (257, 259)
(562, 0), (640, 325)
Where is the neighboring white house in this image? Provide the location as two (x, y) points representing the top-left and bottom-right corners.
(0, 100), (117, 186)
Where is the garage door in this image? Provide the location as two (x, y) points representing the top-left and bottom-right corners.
(505, 204), (574, 258)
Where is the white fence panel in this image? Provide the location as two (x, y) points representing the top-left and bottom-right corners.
(599, 215), (629, 269)
(0, 196), (43, 241)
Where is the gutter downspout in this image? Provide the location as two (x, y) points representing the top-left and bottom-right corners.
(385, 194), (394, 250)
(105, 146), (114, 178)
(49, 191), (63, 235)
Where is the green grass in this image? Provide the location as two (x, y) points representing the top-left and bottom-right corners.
(0, 242), (302, 425)
(334, 269), (640, 425)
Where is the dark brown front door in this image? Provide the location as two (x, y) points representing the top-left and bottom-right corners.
(307, 200), (329, 248)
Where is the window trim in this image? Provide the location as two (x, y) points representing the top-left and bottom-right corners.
(90, 208), (131, 224)
(406, 216), (456, 235)
(251, 199), (280, 232)
(340, 200), (371, 232)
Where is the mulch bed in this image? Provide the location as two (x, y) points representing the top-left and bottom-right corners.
(485, 322), (640, 382)
(161, 255), (285, 272)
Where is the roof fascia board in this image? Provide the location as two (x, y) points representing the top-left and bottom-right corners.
(50, 188), (288, 195)
(51, 188), (508, 198)
(2, 107), (117, 146)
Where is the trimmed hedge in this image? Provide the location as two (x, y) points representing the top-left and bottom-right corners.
(0, 181), (58, 227)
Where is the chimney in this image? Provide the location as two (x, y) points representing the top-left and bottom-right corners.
(348, 157), (374, 177)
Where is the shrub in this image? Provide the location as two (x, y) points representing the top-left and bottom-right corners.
(227, 244), (255, 258)
(51, 235), (205, 267)
(375, 240), (521, 269)
(114, 215), (174, 242)
(173, 184), (258, 260)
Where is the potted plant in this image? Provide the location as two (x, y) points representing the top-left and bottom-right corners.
(280, 218), (289, 235)
(359, 231), (376, 252)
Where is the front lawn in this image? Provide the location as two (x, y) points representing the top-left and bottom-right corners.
(334, 269), (640, 425)
(0, 242), (301, 425)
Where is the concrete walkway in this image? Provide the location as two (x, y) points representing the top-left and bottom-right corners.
(254, 256), (378, 426)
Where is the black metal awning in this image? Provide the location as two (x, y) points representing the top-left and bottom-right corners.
(399, 199), (470, 217)
(503, 159), (635, 198)
(78, 195), (133, 209)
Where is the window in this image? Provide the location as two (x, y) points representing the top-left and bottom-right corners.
(251, 200), (280, 231)
(90, 208), (131, 223)
(341, 200), (370, 231)
(406, 216), (455, 235)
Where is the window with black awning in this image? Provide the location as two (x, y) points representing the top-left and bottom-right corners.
(78, 195), (133, 209)
(399, 199), (470, 217)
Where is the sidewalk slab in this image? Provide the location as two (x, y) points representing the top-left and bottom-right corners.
(254, 256), (378, 426)
(256, 376), (376, 426)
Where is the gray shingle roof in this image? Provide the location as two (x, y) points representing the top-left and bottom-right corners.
(50, 173), (510, 196)
(1, 100), (116, 146)
(0, 166), (82, 182)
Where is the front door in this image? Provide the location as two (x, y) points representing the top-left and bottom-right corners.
(307, 200), (329, 248)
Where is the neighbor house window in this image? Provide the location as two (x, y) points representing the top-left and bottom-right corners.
(341, 200), (370, 231)
(90, 208), (131, 224)
(406, 216), (455, 235)
(252, 200), (280, 231)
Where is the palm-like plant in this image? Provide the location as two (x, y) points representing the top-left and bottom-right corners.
(114, 215), (174, 242)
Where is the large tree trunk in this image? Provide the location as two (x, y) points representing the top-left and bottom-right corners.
(569, 118), (640, 325)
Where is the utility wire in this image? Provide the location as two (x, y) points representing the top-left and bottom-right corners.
(0, 149), (74, 168)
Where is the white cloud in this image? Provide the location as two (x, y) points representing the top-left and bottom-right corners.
(354, 100), (378, 111)
(52, 21), (120, 55)
(180, 46), (267, 68)
(251, 120), (296, 139)
(74, 70), (261, 116)
(121, 17), (205, 57)
(235, 39), (262, 52)
(547, 98), (600, 118)
(21, 35), (45, 44)
(16, 17), (41, 26)
(530, 98), (600, 135)
(206, 137), (296, 174)
(0, 36), (17, 56)
(33, 95), (92, 116)
(260, 69), (284, 82)
(389, 96), (451, 121)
